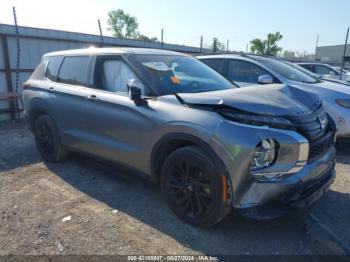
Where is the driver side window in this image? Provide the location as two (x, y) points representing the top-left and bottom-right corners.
(98, 58), (145, 95)
(227, 60), (272, 84)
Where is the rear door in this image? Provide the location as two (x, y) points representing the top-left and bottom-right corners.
(48, 55), (93, 149)
(79, 55), (157, 171)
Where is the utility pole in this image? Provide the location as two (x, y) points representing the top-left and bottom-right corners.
(315, 34), (319, 60)
(200, 36), (203, 53)
(246, 43), (249, 53)
(161, 28), (164, 49)
(98, 19), (104, 47)
(226, 40), (229, 52)
(340, 28), (349, 80)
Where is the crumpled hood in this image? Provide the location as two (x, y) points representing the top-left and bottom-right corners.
(178, 84), (321, 117)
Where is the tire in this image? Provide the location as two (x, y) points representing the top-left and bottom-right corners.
(160, 146), (231, 228)
(33, 115), (68, 162)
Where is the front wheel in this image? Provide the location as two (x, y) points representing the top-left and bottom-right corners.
(160, 146), (231, 228)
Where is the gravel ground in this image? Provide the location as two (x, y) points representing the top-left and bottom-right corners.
(0, 121), (350, 258)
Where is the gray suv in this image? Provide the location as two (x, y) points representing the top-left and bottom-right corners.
(24, 48), (336, 227)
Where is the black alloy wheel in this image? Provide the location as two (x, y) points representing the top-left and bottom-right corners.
(161, 146), (231, 228)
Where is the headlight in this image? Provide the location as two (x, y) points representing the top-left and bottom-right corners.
(220, 110), (294, 128)
(335, 99), (350, 109)
(250, 139), (277, 171)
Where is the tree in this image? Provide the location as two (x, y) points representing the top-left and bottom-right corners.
(108, 9), (159, 42)
(211, 38), (225, 53)
(107, 9), (139, 39)
(250, 32), (283, 56)
(137, 34), (159, 43)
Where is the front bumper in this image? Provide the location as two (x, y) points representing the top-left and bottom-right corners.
(210, 119), (336, 210)
(281, 162), (335, 207)
(235, 146), (336, 209)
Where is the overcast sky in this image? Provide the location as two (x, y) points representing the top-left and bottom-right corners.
(1, 0), (349, 53)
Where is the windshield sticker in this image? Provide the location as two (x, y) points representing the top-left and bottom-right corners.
(142, 62), (171, 71)
(170, 76), (181, 84)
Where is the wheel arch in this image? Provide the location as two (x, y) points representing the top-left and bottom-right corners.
(150, 133), (229, 184)
(27, 98), (54, 130)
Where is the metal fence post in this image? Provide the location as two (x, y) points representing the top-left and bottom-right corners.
(0, 35), (16, 119)
(340, 28), (349, 80)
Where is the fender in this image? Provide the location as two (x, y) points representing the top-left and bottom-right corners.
(150, 132), (230, 183)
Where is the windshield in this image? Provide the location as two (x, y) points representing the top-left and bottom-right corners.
(127, 54), (234, 95)
(283, 61), (320, 79)
(254, 57), (318, 84)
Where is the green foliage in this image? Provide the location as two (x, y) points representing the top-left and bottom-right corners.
(137, 34), (159, 43)
(107, 9), (139, 39)
(211, 38), (225, 52)
(250, 32), (283, 56)
(108, 9), (159, 42)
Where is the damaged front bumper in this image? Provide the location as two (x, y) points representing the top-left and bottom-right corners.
(237, 157), (335, 220)
(210, 118), (337, 216)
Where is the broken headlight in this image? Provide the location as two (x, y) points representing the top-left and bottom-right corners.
(250, 139), (277, 171)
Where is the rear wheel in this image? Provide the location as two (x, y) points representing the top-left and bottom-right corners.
(160, 146), (231, 228)
(33, 115), (68, 162)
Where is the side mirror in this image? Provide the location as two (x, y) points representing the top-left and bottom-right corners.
(258, 75), (274, 85)
(128, 81), (145, 105)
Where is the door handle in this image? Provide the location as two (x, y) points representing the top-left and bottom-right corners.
(48, 87), (54, 92)
(85, 94), (99, 102)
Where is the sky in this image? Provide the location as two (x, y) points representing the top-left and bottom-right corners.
(0, 0), (349, 53)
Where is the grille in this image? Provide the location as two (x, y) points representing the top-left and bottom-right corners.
(290, 106), (329, 141)
(289, 106), (335, 163)
(308, 130), (335, 163)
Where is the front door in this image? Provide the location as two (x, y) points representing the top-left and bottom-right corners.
(80, 55), (157, 171)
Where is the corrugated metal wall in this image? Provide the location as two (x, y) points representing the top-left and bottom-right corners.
(315, 44), (350, 63)
(0, 23), (210, 121)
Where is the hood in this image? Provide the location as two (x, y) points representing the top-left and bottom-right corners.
(310, 80), (350, 94)
(322, 77), (350, 87)
(177, 84), (321, 117)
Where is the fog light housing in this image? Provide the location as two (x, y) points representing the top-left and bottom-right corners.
(250, 139), (277, 171)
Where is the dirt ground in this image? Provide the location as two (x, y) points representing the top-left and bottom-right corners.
(1, 121), (350, 258)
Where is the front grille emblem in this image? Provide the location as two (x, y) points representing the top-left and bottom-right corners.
(317, 116), (327, 131)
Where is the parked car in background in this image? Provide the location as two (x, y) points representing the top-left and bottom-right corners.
(334, 66), (350, 73)
(23, 48), (336, 227)
(297, 62), (350, 82)
(284, 61), (350, 87)
(198, 54), (350, 138)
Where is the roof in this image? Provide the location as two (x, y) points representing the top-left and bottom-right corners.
(196, 54), (243, 59)
(196, 53), (275, 61)
(296, 62), (329, 65)
(44, 47), (189, 57)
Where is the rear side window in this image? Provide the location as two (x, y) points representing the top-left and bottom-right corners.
(45, 56), (63, 81)
(58, 56), (90, 86)
(227, 60), (271, 83)
(200, 59), (225, 75)
(300, 64), (314, 72)
(314, 65), (339, 75)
